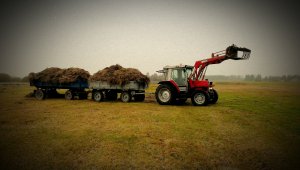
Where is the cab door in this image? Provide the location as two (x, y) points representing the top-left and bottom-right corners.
(171, 69), (187, 92)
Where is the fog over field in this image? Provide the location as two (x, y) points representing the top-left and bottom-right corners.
(0, 0), (299, 77)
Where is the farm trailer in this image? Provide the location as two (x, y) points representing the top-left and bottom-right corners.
(30, 80), (88, 100)
(89, 81), (147, 102)
(31, 80), (147, 102)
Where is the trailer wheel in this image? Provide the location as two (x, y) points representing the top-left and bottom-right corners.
(191, 91), (209, 106)
(209, 89), (218, 104)
(35, 89), (45, 100)
(93, 91), (103, 102)
(134, 94), (145, 102)
(121, 91), (132, 102)
(155, 84), (174, 105)
(65, 90), (74, 100)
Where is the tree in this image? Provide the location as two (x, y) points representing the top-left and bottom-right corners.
(22, 76), (29, 82)
(255, 74), (262, 81)
(149, 73), (164, 82)
(0, 73), (11, 82)
(245, 74), (255, 81)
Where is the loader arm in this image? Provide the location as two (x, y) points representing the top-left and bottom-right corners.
(189, 44), (251, 81)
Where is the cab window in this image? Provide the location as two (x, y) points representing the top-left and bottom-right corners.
(171, 69), (186, 86)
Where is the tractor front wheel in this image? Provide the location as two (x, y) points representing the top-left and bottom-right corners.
(191, 91), (209, 106)
(155, 84), (174, 105)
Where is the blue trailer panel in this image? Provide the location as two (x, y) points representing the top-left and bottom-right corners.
(30, 80), (88, 89)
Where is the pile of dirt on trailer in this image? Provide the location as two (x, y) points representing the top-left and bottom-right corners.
(29, 67), (90, 83)
(28, 67), (62, 83)
(58, 68), (90, 83)
(90, 64), (150, 85)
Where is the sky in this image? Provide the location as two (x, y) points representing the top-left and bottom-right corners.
(0, 0), (299, 77)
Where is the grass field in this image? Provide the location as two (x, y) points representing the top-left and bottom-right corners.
(0, 82), (299, 169)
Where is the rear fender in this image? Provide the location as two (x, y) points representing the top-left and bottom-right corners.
(158, 80), (180, 93)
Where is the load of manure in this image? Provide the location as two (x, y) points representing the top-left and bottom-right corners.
(90, 64), (150, 85)
(29, 67), (90, 84)
(58, 68), (90, 83)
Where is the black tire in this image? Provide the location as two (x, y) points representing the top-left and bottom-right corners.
(106, 90), (118, 101)
(35, 89), (45, 100)
(121, 91), (132, 102)
(191, 91), (209, 106)
(209, 89), (218, 104)
(134, 94), (145, 102)
(65, 90), (73, 100)
(155, 84), (175, 105)
(93, 91), (104, 102)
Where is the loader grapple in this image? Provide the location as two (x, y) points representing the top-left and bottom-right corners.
(212, 44), (251, 60)
(226, 44), (251, 60)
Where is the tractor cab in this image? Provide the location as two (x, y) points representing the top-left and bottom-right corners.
(157, 65), (193, 89)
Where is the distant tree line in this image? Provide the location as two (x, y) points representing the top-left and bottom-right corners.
(147, 73), (300, 82)
(1, 72), (300, 83)
(205, 75), (244, 82)
(244, 74), (300, 82)
(0, 73), (28, 82)
(147, 73), (165, 83)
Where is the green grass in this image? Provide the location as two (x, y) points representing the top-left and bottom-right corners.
(0, 82), (299, 169)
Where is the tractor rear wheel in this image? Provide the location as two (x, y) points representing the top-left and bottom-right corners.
(191, 91), (209, 106)
(155, 84), (174, 105)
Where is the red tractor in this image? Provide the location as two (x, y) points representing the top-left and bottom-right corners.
(155, 44), (251, 106)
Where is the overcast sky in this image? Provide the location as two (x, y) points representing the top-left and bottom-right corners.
(0, 0), (299, 77)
